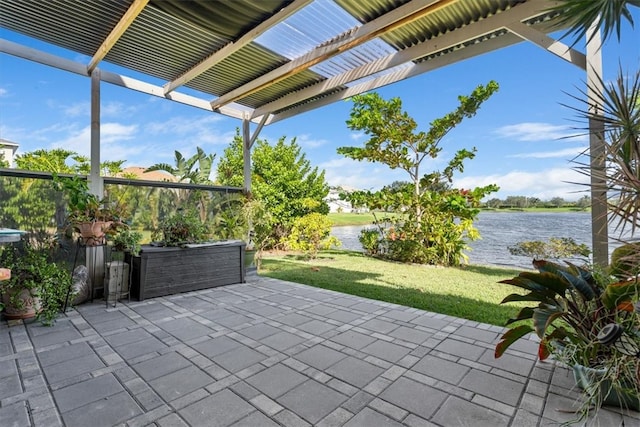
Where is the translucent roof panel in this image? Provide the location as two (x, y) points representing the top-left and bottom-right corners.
(254, 0), (400, 79)
(255, 0), (360, 60)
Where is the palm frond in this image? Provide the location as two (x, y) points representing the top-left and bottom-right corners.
(547, 0), (640, 46)
(566, 67), (640, 236)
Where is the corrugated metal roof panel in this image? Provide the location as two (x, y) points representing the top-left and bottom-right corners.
(0, 0), (130, 57)
(0, 0), (573, 120)
(336, 0), (527, 50)
(149, 0), (294, 40)
(105, 4), (231, 82)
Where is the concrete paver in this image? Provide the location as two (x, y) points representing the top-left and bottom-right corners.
(0, 276), (636, 426)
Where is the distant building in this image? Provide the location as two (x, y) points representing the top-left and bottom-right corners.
(326, 185), (368, 213)
(120, 166), (177, 182)
(0, 139), (19, 167)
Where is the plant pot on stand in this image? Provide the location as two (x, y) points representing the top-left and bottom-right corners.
(76, 221), (112, 246)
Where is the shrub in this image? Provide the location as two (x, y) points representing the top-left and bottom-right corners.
(285, 213), (340, 259)
(0, 243), (70, 325)
(358, 228), (381, 255)
(154, 209), (210, 246)
(508, 237), (590, 260)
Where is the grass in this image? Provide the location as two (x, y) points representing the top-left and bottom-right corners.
(260, 250), (527, 327)
(328, 212), (382, 226)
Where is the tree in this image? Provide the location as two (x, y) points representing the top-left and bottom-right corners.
(338, 83), (499, 265)
(486, 198), (502, 209)
(2, 149), (131, 248)
(0, 151), (8, 168)
(217, 130), (330, 246)
(549, 196), (566, 208)
(5, 149), (90, 247)
(146, 147), (215, 221)
(575, 195), (591, 209)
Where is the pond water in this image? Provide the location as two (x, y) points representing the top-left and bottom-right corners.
(331, 211), (603, 268)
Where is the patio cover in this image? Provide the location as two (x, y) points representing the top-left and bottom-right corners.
(0, 0), (607, 263)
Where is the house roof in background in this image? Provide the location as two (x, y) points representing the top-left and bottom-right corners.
(121, 166), (178, 182)
(0, 138), (19, 148)
(0, 0), (574, 125)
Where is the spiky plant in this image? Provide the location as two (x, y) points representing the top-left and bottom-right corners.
(547, 0), (639, 45)
(568, 68), (640, 236)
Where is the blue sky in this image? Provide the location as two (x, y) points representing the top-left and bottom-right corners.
(1, 9), (638, 201)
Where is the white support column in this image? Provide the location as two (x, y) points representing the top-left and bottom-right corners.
(89, 69), (105, 294)
(242, 118), (252, 194)
(586, 23), (608, 266)
(89, 69), (103, 197)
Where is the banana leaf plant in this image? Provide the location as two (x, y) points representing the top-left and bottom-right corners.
(495, 259), (639, 364)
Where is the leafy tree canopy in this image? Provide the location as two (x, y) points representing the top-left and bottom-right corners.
(217, 130), (330, 245)
(338, 82), (500, 265)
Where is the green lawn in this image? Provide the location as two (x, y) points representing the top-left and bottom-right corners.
(259, 250), (527, 327)
(328, 212), (379, 226)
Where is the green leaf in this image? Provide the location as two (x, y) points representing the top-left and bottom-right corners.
(495, 325), (534, 358)
(501, 292), (550, 304)
(547, 0), (640, 46)
(532, 306), (565, 339)
(602, 280), (639, 309)
(505, 307), (535, 325)
(557, 270), (596, 301)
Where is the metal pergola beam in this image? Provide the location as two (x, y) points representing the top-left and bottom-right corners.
(506, 21), (586, 70)
(87, 0), (149, 73)
(164, 0), (312, 95)
(586, 23), (608, 266)
(89, 69), (102, 198)
(253, 0), (554, 119)
(210, 0), (455, 110)
(0, 39), (247, 120)
(269, 34), (515, 124)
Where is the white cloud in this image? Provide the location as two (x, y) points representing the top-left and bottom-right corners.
(144, 115), (232, 148)
(0, 87), (8, 97)
(63, 101), (90, 117)
(102, 101), (140, 118)
(57, 100), (141, 119)
(52, 122), (138, 157)
(508, 146), (588, 159)
(295, 134), (328, 148)
(319, 157), (405, 190)
(453, 167), (590, 201)
(350, 132), (365, 141)
(495, 122), (585, 142)
(146, 115), (224, 136)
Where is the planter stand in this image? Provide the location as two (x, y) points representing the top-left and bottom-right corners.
(64, 238), (107, 311)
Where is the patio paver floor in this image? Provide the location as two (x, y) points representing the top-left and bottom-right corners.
(1, 276), (638, 426)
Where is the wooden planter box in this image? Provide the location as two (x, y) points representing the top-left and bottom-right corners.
(130, 240), (246, 301)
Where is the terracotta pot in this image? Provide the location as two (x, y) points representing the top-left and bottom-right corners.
(76, 221), (111, 246)
(2, 288), (40, 320)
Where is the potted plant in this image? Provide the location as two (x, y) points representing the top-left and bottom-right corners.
(495, 259), (639, 420)
(153, 208), (210, 247)
(0, 243), (71, 325)
(52, 173), (126, 246)
(111, 226), (142, 256)
(131, 208), (245, 301)
(241, 197), (272, 272)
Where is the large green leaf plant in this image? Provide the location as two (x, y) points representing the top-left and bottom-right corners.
(495, 259), (639, 417)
